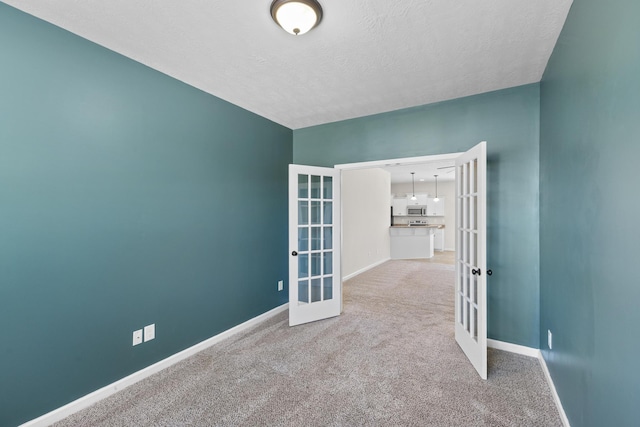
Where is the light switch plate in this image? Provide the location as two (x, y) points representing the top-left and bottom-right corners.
(278, 280), (284, 291)
(133, 329), (143, 346)
(144, 324), (155, 342)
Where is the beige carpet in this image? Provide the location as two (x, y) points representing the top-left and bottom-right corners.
(55, 260), (561, 426)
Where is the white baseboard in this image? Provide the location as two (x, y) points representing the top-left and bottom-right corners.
(487, 339), (570, 427)
(21, 303), (289, 427)
(538, 352), (571, 427)
(487, 338), (540, 358)
(23, 314), (570, 427)
(342, 257), (390, 281)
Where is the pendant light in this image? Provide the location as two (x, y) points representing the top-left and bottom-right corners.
(433, 175), (440, 202)
(271, 0), (323, 35)
(410, 172), (417, 201)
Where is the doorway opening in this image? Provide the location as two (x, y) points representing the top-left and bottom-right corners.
(332, 143), (488, 379)
(335, 152), (462, 281)
(288, 142), (487, 378)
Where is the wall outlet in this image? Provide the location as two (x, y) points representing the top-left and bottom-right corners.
(144, 324), (155, 342)
(132, 329), (143, 346)
(548, 329), (553, 350)
(278, 280), (284, 291)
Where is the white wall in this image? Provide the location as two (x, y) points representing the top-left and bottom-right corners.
(342, 168), (391, 278)
(391, 181), (456, 250)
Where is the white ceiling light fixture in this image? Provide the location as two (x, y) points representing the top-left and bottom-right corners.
(410, 172), (417, 201)
(433, 175), (440, 202)
(271, 0), (323, 35)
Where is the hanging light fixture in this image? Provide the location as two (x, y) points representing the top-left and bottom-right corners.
(271, 0), (323, 35)
(433, 175), (440, 202)
(410, 172), (417, 201)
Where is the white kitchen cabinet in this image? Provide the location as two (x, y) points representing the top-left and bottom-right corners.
(390, 227), (434, 259)
(392, 197), (408, 216)
(434, 228), (445, 251)
(426, 197), (446, 216)
(407, 193), (428, 206)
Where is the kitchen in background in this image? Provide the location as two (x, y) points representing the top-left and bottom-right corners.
(340, 161), (456, 279)
(387, 163), (456, 256)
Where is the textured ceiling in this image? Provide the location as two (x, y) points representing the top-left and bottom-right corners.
(3, 0), (572, 129)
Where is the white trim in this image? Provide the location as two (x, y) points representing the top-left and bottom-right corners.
(334, 152), (464, 171)
(487, 340), (570, 427)
(342, 257), (390, 281)
(487, 338), (540, 358)
(20, 303), (289, 427)
(538, 352), (571, 427)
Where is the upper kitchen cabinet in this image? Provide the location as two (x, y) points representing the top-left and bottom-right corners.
(392, 197), (408, 216)
(426, 197), (446, 216)
(407, 194), (428, 206)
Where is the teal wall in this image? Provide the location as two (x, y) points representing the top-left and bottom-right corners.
(0, 4), (291, 426)
(294, 84), (541, 348)
(11, 0), (639, 424)
(539, 0), (640, 425)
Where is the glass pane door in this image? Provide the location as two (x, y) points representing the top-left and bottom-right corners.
(289, 165), (341, 326)
(454, 141), (487, 379)
(296, 174), (334, 305)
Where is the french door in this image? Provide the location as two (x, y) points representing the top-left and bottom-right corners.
(288, 165), (341, 326)
(455, 141), (488, 379)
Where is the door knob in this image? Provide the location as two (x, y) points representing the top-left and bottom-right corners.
(471, 268), (492, 276)
(291, 251), (298, 256)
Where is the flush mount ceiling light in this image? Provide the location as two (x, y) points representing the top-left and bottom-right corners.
(271, 0), (323, 35)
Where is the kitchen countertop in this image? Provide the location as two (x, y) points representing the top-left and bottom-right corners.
(390, 224), (444, 229)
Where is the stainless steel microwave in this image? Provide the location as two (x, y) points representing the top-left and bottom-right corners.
(407, 207), (426, 216)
